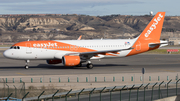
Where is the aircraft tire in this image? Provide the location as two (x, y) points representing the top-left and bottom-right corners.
(87, 63), (93, 69)
(25, 65), (29, 69)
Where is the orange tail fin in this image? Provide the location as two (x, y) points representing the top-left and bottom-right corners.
(139, 12), (165, 41)
(127, 12), (165, 56)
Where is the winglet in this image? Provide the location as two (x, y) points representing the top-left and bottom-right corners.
(77, 35), (82, 40)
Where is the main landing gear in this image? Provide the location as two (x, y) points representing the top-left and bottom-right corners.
(76, 63), (82, 67)
(76, 62), (93, 69)
(86, 61), (93, 69)
(25, 60), (30, 69)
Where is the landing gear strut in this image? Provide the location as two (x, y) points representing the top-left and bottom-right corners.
(24, 60), (30, 69)
(76, 63), (82, 67)
(86, 61), (93, 69)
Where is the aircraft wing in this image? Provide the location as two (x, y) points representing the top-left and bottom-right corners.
(64, 47), (133, 58)
(79, 47), (133, 55)
(63, 47), (133, 60)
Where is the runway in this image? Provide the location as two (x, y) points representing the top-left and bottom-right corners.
(0, 49), (180, 76)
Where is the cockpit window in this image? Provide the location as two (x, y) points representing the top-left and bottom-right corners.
(10, 46), (20, 49)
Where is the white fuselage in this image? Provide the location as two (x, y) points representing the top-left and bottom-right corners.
(3, 39), (137, 60)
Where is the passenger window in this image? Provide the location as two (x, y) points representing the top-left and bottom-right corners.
(17, 46), (20, 49)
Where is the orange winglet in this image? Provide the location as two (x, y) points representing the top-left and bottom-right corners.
(77, 35), (82, 40)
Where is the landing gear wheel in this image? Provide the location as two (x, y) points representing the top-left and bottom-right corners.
(87, 63), (93, 69)
(76, 63), (82, 67)
(25, 60), (30, 69)
(25, 65), (29, 69)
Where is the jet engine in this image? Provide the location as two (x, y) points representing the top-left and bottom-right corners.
(62, 55), (80, 66)
(46, 59), (62, 64)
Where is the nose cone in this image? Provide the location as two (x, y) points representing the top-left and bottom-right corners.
(3, 50), (13, 59)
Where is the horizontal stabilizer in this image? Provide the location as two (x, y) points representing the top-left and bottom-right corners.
(149, 40), (168, 48)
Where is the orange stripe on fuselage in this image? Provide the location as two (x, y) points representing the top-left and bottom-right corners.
(13, 40), (117, 56)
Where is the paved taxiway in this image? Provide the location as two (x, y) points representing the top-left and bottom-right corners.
(0, 50), (180, 76)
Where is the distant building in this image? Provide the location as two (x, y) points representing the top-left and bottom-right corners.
(169, 38), (180, 45)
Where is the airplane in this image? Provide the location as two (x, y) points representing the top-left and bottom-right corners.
(3, 12), (168, 69)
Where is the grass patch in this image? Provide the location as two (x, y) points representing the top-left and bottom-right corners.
(0, 45), (11, 47)
(146, 49), (180, 54)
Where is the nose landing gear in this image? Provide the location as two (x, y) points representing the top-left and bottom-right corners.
(24, 60), (30, 69)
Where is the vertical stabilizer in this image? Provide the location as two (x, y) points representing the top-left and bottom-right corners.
(127, 12), (165, 56)
(139, 12), (165, 41)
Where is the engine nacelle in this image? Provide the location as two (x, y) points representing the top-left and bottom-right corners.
(46, 59), (62, 64)
(62, 56), (80, 66)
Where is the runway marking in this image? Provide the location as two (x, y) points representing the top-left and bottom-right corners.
(16, 73), (27, 76)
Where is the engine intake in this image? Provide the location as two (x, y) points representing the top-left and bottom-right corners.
(62, 55), (80, 66)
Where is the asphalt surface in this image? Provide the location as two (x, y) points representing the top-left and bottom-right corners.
(0, 50), (180, 76)
(1, 49), (180, 101)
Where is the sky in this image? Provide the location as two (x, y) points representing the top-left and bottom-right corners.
(0, 0), (179, 16)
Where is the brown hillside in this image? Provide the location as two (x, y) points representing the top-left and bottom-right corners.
(0, 14), (179, 42)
